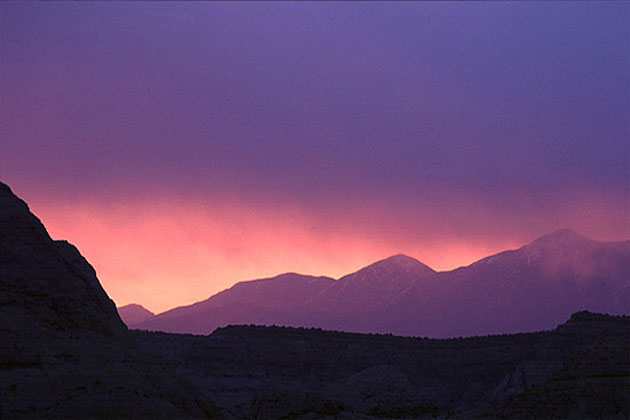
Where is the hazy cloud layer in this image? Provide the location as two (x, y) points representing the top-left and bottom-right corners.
(2, 3), (628, 311)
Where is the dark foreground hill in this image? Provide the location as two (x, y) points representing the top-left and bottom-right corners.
(2, 181), (629, 419)
(133, 311), (629, 419)
(0, 182), (217, 418)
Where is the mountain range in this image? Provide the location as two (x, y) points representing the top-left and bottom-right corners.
(117, 303), (155, 325)
(2, 180), (628, 418)
(126, 229), (630, 337)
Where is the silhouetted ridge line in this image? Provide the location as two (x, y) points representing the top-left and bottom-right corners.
(2, 180), (628, 419)
(135, 229), (630, 337)
(0, 181), (125, 336)
(117, 303), (155, 327)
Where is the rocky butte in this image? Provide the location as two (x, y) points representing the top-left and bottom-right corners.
(1, 181), (628, 419)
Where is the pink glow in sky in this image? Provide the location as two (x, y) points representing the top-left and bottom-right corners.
(21, 189), (629, 313)
(2, 3), (629, 312)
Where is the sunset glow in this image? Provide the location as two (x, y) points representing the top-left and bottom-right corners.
(2, 2), (629, 313)
(19, 189), (629, 313)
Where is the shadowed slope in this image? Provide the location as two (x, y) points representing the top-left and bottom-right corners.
(303, 254), (438, 332)
(0, 182), (216, 418)
(0, 182), (125, 337)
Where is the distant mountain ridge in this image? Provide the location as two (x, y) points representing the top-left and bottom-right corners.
(2, 180), (628, 418)
(117, 303), (155, 326)
(134, 273), (335, 333)
(133, 229), (630, 336)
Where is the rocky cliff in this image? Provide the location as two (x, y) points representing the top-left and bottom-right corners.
(0, 182), (216, 418)
(0, 182), (124, 337)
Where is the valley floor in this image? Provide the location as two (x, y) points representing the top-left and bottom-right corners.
(130, 311), (630, 419)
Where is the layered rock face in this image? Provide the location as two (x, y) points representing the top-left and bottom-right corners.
(0, 182), (215, 418)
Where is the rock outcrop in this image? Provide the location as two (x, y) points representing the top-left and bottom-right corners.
(0, 182), (216, 418)
(0, 182), (125, 337)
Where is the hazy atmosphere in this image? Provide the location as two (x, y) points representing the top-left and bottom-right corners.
(2, 2), (629, 312)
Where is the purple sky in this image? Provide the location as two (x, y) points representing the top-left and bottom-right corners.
(1, 2), (629, 311)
